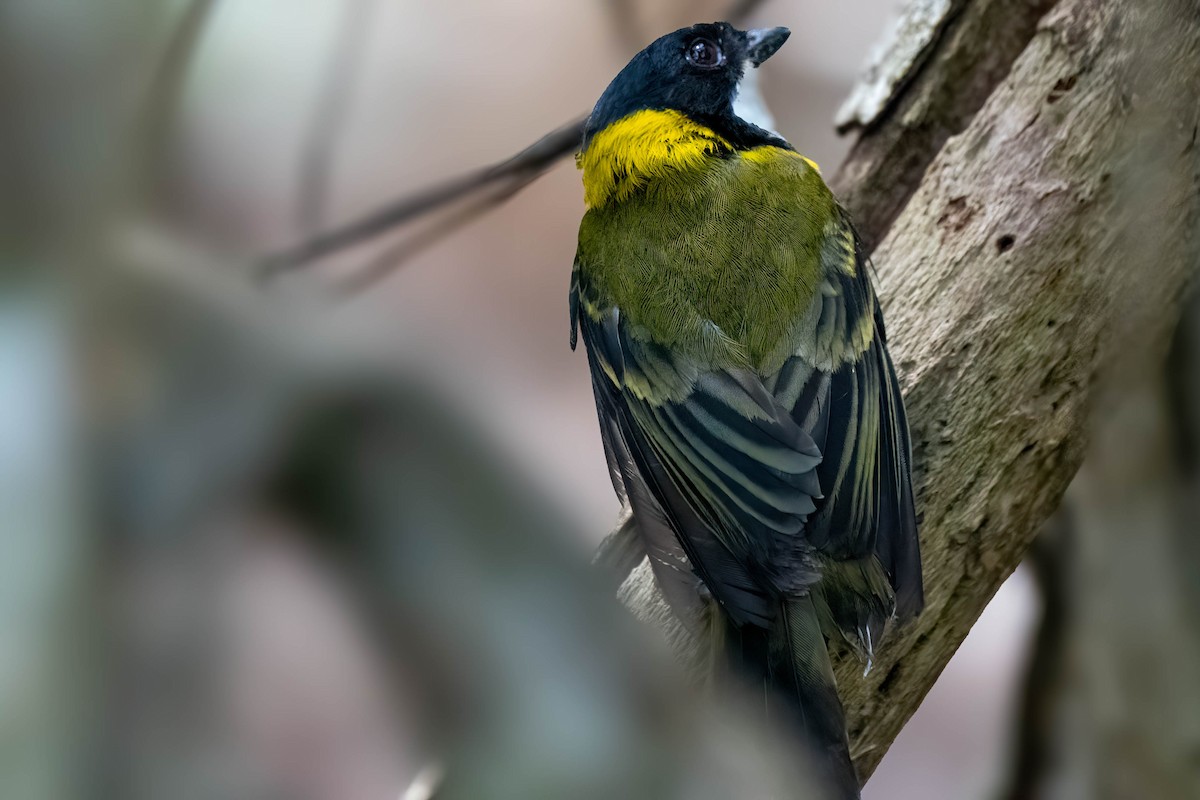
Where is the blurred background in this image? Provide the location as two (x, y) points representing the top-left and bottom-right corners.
(4, 1), (1195, 799)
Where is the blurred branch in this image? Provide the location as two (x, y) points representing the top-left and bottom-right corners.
(1000, 516), (1073, 800)
(136, 0), (219, 204)
(295, 0), (378, 236)
(1165, 291), (1200, 475)
(1000, 290), (1200, 800)
(1049, 299), (1200, 799)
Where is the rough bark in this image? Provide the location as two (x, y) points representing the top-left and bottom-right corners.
(833, 0), (957, 134)
(618, 0), (1200, 783)
(830, 0), (1059, 252)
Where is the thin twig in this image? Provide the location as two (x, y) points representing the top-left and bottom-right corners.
(295, 0), (378, 236)
(258, 0), (771, 286)
(333, 179), (529, 297)
(259, 116), (585, 281)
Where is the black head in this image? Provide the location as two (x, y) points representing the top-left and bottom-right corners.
(583, 22), (791, 149)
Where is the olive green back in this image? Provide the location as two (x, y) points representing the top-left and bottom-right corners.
(576, 150), (836, 372)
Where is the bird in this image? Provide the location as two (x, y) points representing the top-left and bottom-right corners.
(569, 22), (923, 798)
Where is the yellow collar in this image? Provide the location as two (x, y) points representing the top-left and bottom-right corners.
(577, 109), (732, 208)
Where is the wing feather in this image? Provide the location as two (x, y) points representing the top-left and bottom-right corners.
(575, 279), (823, 626)
(571, 197), (921, 642)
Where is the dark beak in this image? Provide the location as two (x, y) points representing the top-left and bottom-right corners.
(745, 27), (790, 67)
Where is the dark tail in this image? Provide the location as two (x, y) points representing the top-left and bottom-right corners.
(724, 595), (859, 799)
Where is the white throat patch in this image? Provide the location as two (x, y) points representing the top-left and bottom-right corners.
(732, 65), (780, 136)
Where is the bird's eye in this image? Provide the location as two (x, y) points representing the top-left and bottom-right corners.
(686, 38), (724, 68)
